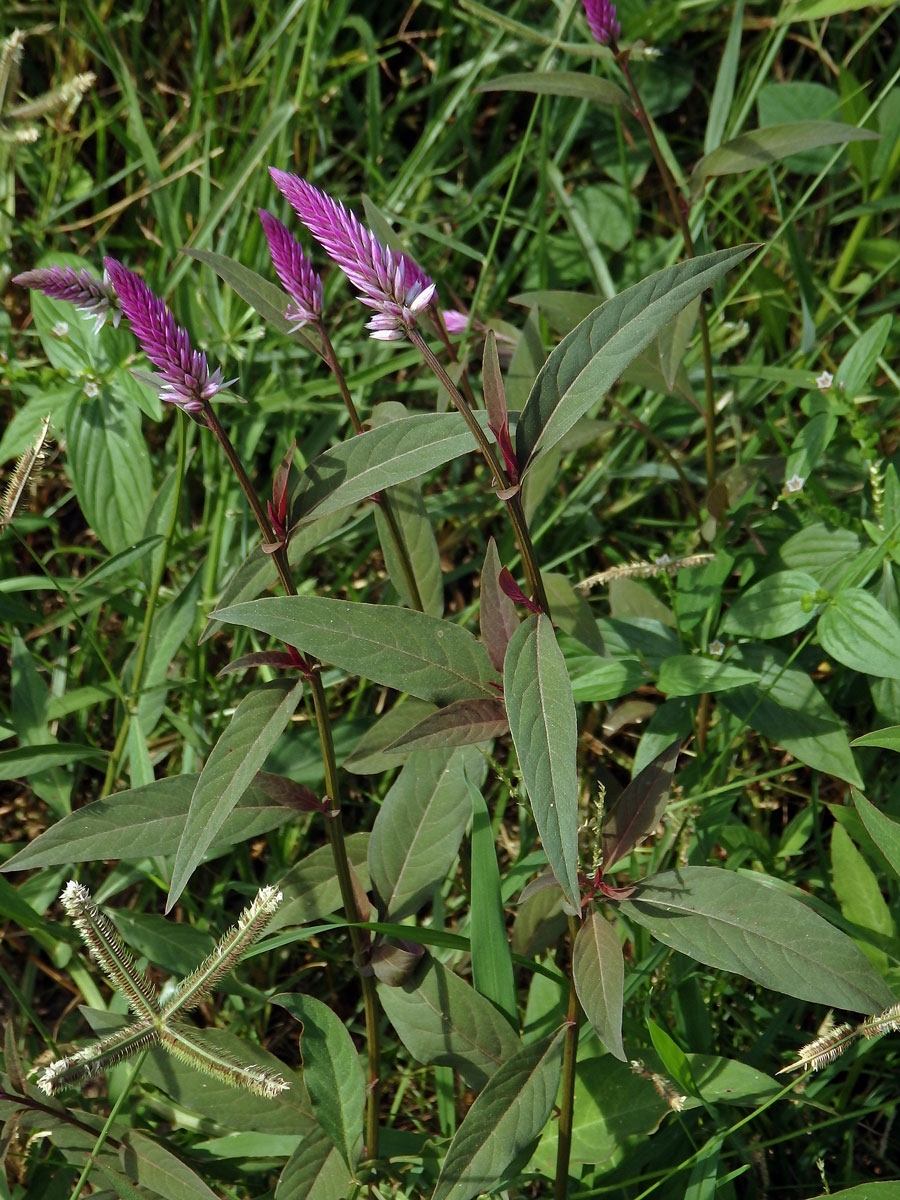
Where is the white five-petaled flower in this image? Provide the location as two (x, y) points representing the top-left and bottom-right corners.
(816, 370), (833, 390)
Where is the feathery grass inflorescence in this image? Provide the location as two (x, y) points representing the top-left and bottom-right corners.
(0, 412), (50, 529)
(35, 882), (288, 1098)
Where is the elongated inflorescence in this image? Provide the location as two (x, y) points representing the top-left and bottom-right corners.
(269, 168), (436, 341)
(258, 209), (323, 330)
(13, 265), (122, 333)
(582, 0), (621, 44)
(103, 258), (234, 413)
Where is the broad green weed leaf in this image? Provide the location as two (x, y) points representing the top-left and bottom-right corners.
(719, 644), (863, 786)
(780, 524), (861, 592)
(168, 679), (305, 909)
(602, 739), (682, 871)
(293, 413), (490, 524)
(120, 1131), (218, 1200)
(477, 70), (628, 108)
(270, 834), (370, 930)
(721, 570), (822, 638)
(620, 866), (895, 1012)
(570, 656), (646, 702)
(385, 698), (508, 752)
(468, 774), (517, 1025)
(214, 597), (500, 703)
(272, 994), (365, 1170)
(573, 910), (625, 1060)
(377, 955), (522, 1090)
(818, 588), (900, 679)
(657, 656), (760, 696)
(534, 1056), (669, 1169)
(275, 1123), (352, 1200)
(368, 746), (485, 920)
(515, 245), (757, 472)
(690, 122), (879, 196)
(432, 1030), (565, 1200)
(65, 391), (152, 555)
(830, 823), (898, 970)
(853, 790), (900, 879)
(504, 615), (580, 909)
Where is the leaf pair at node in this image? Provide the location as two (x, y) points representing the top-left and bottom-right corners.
(36, 880), (288, 1099)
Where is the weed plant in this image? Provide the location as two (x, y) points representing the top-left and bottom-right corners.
(2, 2), (900, 1198)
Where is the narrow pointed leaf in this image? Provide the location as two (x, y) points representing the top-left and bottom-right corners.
(619, 866), (895, 1012)
(369, 746), (485, 920)
(573, 910), (626, 1060)
(691, 122), (880, 195)
(853, 789), (900, 878)
(214, 597), (500, 703)
(276, 1123), (352, 1200)
(0, 742), (105, 780)
(168, 679), (305, 910)
(515, 246), (757, 472)
(272, 994), (365, 1170)
(120, 1131), (218, 1200)
(293, 412), (490, 524)
(377, 956), (522, 1090)
(477, 70), (629, 109)
(480, 538), (519, 672)
(386, 699), (508, 752)
(432, 1029), (565, 1200)
(504, 615), (580, 909)
(468, 774), (517, 1025)
(375, 478), (443, 616)
(602, 739), (682, 871)
(1, 772), (297, 871)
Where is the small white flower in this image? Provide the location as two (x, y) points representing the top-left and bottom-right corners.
(785, 474), (804, 493)
(83, 379), (100, 398)
(815, 370), (833, 390)
(709, 640), (725, 658)
(654, 553), (672, 566)
(52, 321), (69, 338)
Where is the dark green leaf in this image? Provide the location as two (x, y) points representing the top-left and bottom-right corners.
(477, 70), (628, 108)
(852, 790), (900, 883)
(818, 588), (900, 679)
(602, 739), (682, 871)
(386, 699), (508, 752)
(270, 834), (370, 930)
(721, 570), (822, 638)
(504, 615), (580, 909)
(657, 656), (760, 696)
(0, 743), (105, 781)
(468, 774), (517, 1025)
(574, 910), (625, 1060)
(120, 1131), (218, 1200)
(275, 1123), (352, 1200)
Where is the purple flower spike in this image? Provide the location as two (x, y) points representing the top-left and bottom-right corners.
(268, 168), (436, 342)
(258, 209), (323, 330)
(14, 265), (122, 333)
(103, 258), (234, 414)
(582, 0), (621, 44)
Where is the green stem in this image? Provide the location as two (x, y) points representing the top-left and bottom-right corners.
(317, 320), (425, 612)
(407, 327), (550, 613)
(201, 403), (381, 1158)
(69, 1050), (148, 1200)
(554, 915), (581, 1200)
(101, 419), (188, 796)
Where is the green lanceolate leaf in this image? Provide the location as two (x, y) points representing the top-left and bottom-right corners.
(656, 656), (760, 697)
(515, 245), (757, 473)
(375, 477), (443, 616)
(721, 570), (823, 638)
(120, 1131), (218, 1200)
(504, 615), (580, 909)
(853, 790), (900, 879)
(573, 909), (626, 1060)
(818, 588), (900, 680)
(468, 774), (517, 1025)
(275, 1123), (351, 1200)
(0, 742), (105, 781)
(186, 249), (315, 345)
(0, 773), (296, 871)
(619, 866), (895, 1013)
(214, 597), (500, 703)
(368, 746), (485, 920)
(377, 956), (522, 1090)
(385, 698), (508, 751)
(269, 833), (370, 930)
(690, 122), (879, 196)
(432, 1029), (565, 1200)
(292, 412), (490, 524)
(601, 739), (682, 872)
(477, 70), (629, 108)
(168, 679), (305, 910)
(272, 994), (365, 1170)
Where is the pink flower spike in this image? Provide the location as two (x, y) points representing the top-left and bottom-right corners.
(103, 258), (235, 414)
(582, 0), (621, 44)
(14, 265), (122, 333)
(268, 168), (436, 342)
(258, 209), (323, 330)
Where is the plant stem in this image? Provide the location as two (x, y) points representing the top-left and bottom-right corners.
(201, 402), (381, 1158)
(408, 327), (550, 613)
(101, 418), (188, 796)
(555, 915), (581, 1200)
(69, 1050), (148, 1200)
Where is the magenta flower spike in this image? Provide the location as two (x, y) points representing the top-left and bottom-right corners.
(258, 209), (323, 330)
(268, 168), (436, 341)
(582, 0), (621, 44)
(103, 258), (234, 414)
(14, 265), (122, 333)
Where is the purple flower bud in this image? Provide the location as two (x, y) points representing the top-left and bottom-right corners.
(582, 0), (620, 44)
(13, 265), (122, 333)
(268, 168), (436, 342)
(258, 209), (323, 330)
(103, 258), (234, 414)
